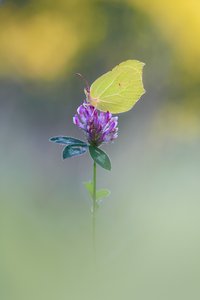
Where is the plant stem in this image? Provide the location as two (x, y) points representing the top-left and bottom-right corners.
(93, 161), (97, 208)
(92, 161), (97, 258)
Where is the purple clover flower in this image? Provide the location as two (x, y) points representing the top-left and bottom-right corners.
(73, 103), (118, 147)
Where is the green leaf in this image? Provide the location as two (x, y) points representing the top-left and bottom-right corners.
(63, 144), (88, 159)
(96, 189), (110, 201)
(89, 146), (111, 171)
(50, 136), (87, 146)
(83, 181), (110, 202)
(83, 181), (93, 198)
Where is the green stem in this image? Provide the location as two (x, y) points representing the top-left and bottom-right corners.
(92, 161), (97, 258)
(93, 161), (97, 208)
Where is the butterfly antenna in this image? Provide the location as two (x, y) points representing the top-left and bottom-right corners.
(76, 73), (90, 93)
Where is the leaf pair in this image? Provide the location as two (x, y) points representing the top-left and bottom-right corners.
(50, 136), (111, 170)
(49, 136), (88, 159)
(83, 181), (110, 204)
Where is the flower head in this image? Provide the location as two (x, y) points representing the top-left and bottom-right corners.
(73, 103), (118, 147)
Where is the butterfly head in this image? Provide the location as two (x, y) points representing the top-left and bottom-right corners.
(85, 89), (99, 108)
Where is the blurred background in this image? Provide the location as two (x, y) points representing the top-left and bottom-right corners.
(0, 0), (200, 299)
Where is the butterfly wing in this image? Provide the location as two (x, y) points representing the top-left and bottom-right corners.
(89, 60), (145, 114)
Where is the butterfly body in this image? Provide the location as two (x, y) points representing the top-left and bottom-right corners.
(86, 60), (145, 114)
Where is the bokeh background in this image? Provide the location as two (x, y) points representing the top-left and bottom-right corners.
(0, 0), (200, 299)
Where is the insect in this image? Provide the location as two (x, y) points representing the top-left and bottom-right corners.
(85, 60), (145, 114)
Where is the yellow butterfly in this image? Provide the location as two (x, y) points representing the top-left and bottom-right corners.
(85, 60), (145, 114)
